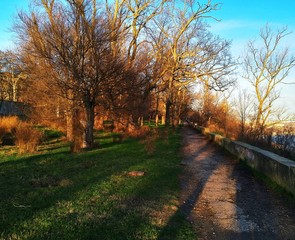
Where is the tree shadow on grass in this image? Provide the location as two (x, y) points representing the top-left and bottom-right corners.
(0, 132), (187, 239)
(0, 137), (140, 237)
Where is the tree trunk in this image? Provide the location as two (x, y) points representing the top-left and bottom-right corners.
(12, 81), (17, 102)
(165, 99), (172, 126)
(161, 114), (165, 125)
(155, 92), (159, 126)
(66, 101), (74, 142)
(66, 90), (75, 142)
(83, 101), (95, 148)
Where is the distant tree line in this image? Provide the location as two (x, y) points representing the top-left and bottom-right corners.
(0, 0), (234, 150)
(0, 0), (294, 157)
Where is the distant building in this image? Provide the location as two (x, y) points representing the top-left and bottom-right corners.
(0, 101), (29, 119)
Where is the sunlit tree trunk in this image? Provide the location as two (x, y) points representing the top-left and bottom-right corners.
(155, 114), (159, 126)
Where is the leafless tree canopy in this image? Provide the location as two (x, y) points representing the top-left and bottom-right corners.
(243, 25), (295, 133)
(8, 0), (237, 150)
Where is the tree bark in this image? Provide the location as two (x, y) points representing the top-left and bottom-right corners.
(83, 101), (95, 148)
(66, 100), (74, 142)
(165, 98), (172, 126)
(12, 80), (18, 102)
(161, 114), (165, 125)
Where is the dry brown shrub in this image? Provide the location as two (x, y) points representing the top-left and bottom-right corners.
(127, 126), (151, 139)
(0, 116), (19, 144)
(14, 122), (43, 153)
(0, 116), (19, 131)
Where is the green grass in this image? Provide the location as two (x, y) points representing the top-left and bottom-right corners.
(0, 128), (196, 240)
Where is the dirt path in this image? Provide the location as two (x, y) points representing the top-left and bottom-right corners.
(180, 126), (295, 240)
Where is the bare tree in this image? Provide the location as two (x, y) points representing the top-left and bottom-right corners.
(104, 0), (170, 128)
(235, 88), (254, 139)
(125, 0), (167, 64)
(16, 0), (127, 148)
(243, 25), (295, 134)
(19, 48), (68, 127)
(12, 0), (237, 141)
(105, 0), (128, 58)
(103, 0), (235, 127)
(0, 50), (27, 102)
(148, 0), (235, 126)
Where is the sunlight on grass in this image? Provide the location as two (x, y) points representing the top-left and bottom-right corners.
(0, 128), (196, 240)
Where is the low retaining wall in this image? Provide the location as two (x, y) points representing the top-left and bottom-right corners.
(195, 126), (295, 196)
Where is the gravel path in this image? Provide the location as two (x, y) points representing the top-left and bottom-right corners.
(180, 126), (295, 240)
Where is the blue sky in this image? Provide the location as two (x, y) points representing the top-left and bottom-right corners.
(210, 0), (295, 54)
(0, 0), (295, 113)
(0, 0), (29, 49)
(208, 0), (295, 114)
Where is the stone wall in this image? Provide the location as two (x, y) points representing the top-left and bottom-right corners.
(195, 126), (295, 196)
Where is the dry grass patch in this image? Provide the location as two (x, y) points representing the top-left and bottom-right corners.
(14, 122), (43, 153)
(0, 116), (19, 131)
(0, 116), (19, 144)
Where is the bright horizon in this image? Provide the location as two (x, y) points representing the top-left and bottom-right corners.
(0, 0), (295, 115)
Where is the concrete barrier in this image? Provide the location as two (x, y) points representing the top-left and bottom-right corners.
(194, 126), (295, 196)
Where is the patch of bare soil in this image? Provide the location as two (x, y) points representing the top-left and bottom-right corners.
(180, 126), (295, 240)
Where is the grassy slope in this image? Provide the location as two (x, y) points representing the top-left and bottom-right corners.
(0, 128), (196, 240)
